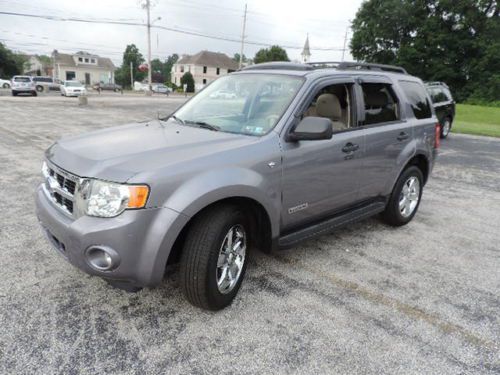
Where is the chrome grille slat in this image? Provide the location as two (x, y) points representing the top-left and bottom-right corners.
(43, 161), (79, 217)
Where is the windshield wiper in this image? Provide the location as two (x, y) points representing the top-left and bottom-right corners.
(184, 120), (220, 131)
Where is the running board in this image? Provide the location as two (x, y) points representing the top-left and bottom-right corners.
(278, 201), (386, 248)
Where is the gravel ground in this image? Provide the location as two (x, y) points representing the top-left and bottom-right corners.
(0, 95), (499, 374)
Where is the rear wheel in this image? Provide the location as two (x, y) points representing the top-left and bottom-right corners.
(180, 205), (249, 310)
(2, 83), (9, 89)
(440, 117), (452, 139)
(382, 166), (424, 226)
(31, 91), (37, 97)
(36, 85), (44, 92)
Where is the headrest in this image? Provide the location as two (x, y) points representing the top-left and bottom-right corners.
(365, 91), (388, 107)
(316, 93), (341, 120)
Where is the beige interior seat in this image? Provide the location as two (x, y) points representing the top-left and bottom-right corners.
(316, 93), (346, 131)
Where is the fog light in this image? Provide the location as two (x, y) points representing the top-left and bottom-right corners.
(85, 246), (119, 271)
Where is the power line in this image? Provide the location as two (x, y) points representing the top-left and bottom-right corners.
(0, 10), (345, 51)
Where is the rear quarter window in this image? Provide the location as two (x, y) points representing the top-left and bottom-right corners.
(399, 81), (432, 119)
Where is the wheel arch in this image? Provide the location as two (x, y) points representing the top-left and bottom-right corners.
(403, 153), (430, 185)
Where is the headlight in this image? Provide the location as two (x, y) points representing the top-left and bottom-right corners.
(78, 179), (149, 218)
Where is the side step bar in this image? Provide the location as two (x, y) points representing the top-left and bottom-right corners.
(278, 201), (386, 248)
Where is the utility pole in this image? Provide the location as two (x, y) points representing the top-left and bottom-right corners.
(130, 61), (133, 88)
(146, 0), (152, 94)
(341, 24), (349, 62)
(239, 3), (247, 69)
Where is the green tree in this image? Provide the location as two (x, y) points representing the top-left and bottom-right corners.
(233, 53), (247, 63)
(350, 0), (500, 102)
(180, 71), (195, 92)
(253, 46), (289, 64)
(0, 43), (26, 78)
(115, 44), (146, 88)
(164, 53), (179, 82)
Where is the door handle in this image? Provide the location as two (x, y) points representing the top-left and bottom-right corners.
(342, 142), (359, 153)
(397, 132), (409, 141)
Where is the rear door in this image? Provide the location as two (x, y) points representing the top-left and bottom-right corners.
(356, 76), (414, 201)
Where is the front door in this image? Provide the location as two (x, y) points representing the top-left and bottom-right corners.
(85, 73), (91, 85)
(281, 80), (364, 230)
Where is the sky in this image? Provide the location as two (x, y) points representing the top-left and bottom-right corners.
(0, 0), (364, 66)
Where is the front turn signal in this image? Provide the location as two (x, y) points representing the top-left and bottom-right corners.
(127, 185), (150, 208)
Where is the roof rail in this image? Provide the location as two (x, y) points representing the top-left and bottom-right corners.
(241, 62), (314, 71)
(308, 61), (408, 74)
(425, 81), (449, 88)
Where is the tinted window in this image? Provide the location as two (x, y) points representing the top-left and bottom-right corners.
(400, 81), (432, 119)
(427, 86), (451, 103)
(14, 77), (31, 82)
(33, 77), (52, 83)
(361, 83), (400, 125)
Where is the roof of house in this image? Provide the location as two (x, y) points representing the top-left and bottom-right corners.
(177, 51), (239, 70)
(52, 51), (115, 70)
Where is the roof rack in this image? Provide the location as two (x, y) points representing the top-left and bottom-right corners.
(307, 61), (408, 74)
(425, 81), (449, 88)
(241, 62), (314, 71)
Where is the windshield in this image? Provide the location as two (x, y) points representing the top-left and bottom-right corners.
(14, 77), (31, 82)
(65, 81), (83, 87)
(173, 74), (303, 136)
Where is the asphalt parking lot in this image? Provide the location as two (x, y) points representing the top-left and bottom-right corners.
(0, 94), (499, 374)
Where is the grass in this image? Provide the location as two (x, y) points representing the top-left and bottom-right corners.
(453, 104), (500, 138)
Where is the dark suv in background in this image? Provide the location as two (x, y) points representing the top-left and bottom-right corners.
(425, 82), (455, 138)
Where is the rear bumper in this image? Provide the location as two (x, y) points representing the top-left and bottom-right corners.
(35, 184), (189, 287)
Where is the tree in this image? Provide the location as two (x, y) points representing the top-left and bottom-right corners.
(164, 53), (179, 82)
(180, 71), (195, 92)
(350, 0), (500, 102)
(0, 43), (26, 78)
(115, 44), (146, 88)
(233, 53), (247, 63)
(253, 46), (289, 64)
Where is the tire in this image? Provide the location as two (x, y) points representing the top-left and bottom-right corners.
(3, 83), (9, 89)
(180, 205), (249, 310)
(36, 85), (44, 92)
(382, 166), (424, 227)
(32, 91), (37, 97)
(11, 91), (17, 96)
(440, 117), (452, 139)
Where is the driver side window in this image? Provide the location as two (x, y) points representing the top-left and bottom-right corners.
(303, 83), (353, 132)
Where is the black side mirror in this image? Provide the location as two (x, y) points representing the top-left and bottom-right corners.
(287, 116), (333, 142)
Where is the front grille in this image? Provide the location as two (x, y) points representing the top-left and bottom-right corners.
(45, 162), (79, 216)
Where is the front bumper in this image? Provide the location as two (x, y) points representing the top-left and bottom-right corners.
(35, 184), (188, 287)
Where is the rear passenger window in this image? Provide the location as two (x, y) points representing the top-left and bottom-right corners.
(360, 83), (400, 125)
(400, 81), (432, 119)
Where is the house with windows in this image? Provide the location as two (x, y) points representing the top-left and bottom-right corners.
(171, 51), (239, 91)
(52, 50), (116, 85)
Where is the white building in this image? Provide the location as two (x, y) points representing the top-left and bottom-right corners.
(52, 50), (116, 85)
(171, 51), (239, 91)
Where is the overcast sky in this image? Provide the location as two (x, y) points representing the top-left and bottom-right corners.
(0, 0), (364, 65)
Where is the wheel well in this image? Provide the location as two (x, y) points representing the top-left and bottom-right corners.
(167, 197), (273, 266)
(406, 154), (429, 184)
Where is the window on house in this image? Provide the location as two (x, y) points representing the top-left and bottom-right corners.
(203, 79), (207, 84)
(361, 83), (400, 125)
(84, 58), (89, 63)
(78, 57), (83, 62)
(91, 58), (96, 64)
(216, 67), (220, 75)
(399, 81), (432, 119)
(180, 66), (184, 73)
(203, 66), (207, 74)
(66, 71), (76, 80)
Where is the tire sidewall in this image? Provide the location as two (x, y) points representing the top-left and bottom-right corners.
(389, 166), (424, 225)
(206, 209), (249, 309)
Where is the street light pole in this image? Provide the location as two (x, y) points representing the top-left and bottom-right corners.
(239, 4), (247, 69)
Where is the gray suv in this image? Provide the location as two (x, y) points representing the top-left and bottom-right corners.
(36, 62), (439, 310)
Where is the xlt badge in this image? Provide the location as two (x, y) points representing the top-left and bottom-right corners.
(288, 203), (309, 214)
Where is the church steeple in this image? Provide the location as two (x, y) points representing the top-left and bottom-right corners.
(301, 34), (311, 63)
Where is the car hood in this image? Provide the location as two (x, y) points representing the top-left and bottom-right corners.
(46, 120), (259, 182)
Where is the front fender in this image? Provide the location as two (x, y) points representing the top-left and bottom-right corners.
(164, 167), (280, 238)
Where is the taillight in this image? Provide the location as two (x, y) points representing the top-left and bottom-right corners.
(434, 123), (440, 148)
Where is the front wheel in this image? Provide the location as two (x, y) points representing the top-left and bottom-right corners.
(382, 166), (424, 226)
(36, 85), (44, 92)
(440, 117), (452, 139)
(180, 205), (249, 310)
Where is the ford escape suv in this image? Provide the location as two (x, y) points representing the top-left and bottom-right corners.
(36, 61), (439, 310)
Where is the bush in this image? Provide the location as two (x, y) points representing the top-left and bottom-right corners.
(180, 72), (195, 93)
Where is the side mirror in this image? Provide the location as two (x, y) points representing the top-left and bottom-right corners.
(287, 117), (333, 142)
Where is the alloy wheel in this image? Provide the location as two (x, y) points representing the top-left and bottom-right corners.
(216, 224), (246, 294)
(399, 176), (420, 218)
